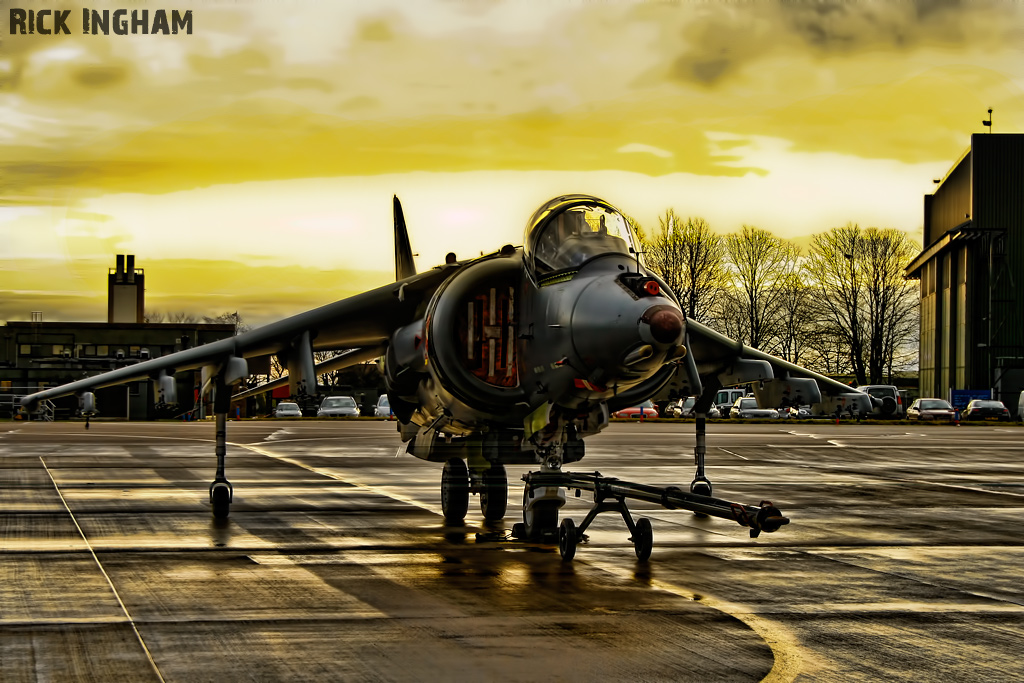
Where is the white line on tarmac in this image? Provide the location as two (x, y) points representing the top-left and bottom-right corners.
(232, 442), (444, 517)
(39, 456), (167, 683)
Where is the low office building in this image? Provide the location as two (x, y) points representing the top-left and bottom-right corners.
(0, 256), (235, 419)
(905, 133), (1024, 406)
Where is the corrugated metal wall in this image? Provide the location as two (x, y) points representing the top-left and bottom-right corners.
(972, 134), (1024, 403)
(927, 149), (971, 245)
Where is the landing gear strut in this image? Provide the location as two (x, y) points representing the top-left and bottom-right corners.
(209, 384), (233, 519)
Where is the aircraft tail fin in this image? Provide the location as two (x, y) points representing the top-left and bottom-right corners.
(394, 195), (416, 280)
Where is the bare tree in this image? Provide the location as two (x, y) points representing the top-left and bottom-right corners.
(805, 224), (918, 385)
(773, 269), (812, 365)
(861, 229), (920, 382)
(642, 211), (725, 324)
(720, 225), (799, 351)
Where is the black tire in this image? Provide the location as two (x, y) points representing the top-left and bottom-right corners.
(559, 518), (577, 561)
(479, 465), (508, 520)
(211, 485), (230, 519)
(633, 517), (653, 561)
(441, 458), (470, 523)
(522, 486), (559, 540)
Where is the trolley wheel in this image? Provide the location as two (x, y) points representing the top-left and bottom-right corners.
(479, 464), (508, 520)
(633, 517), (653, 561)
(558, 518), (577, 561)
(441, 457), (470, 523)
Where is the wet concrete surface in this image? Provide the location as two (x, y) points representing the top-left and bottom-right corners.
(1, 419), (1023, 682)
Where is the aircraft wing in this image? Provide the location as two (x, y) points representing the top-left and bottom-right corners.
(685, 319), (872, 413)
(20, 264), (458, 412)
(231, 345), (386, 401)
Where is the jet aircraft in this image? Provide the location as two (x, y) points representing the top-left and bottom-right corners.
(22, 195), (872, 560)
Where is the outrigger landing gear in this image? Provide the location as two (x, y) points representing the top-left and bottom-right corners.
(523, 470), (789, 561)
(209, 380), (234, 519)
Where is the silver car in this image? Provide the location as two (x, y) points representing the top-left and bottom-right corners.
(274, 401), (302, 418)
(374, 394), (393, 419)
(317, 395), (359, 418)
(730, 397), (779, 419)
(665, 396), (720, 419)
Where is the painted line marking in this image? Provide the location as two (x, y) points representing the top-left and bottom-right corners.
(232, 442), (443, 517)
(39, 456), (166, 683)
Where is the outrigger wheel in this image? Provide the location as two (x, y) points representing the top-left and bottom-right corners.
(479, 464), (508, 520)
(632, 517), (653, 561)
(210, 482), (232, 520)
(441, 457), (470, 522)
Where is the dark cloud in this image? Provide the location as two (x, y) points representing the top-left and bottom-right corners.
(660, 0), (1022, 87)
(73, 65), (128, 88)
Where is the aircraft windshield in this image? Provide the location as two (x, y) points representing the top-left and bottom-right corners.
(524, 196), (638, 280)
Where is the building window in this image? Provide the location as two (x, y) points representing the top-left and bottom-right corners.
(52, 345), (64, 356)
(83, 345), (96, 357)
(19, 345), (31, 356)
(97, 345), (108, 357)
(129, 346), (140, 357)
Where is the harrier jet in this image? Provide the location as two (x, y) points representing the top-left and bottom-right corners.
(22, 195), (871, 560)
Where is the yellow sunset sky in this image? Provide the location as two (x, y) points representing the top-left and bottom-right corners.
(2, 0), (1022, 326)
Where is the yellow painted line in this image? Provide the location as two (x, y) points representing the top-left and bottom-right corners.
(587, 558), (802, 683)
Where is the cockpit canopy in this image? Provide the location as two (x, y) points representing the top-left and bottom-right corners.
(523, 195), (640, 281)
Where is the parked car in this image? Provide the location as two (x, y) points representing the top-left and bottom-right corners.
(374, 394), (393, 419)
(856, 384), (904, 418)
(906, 398), (956, 421)
(274, 401), (302, 418)
(664, 396), (720, 419)
(714, 388), (749, 418)
(963, 399), (1011, 421)
(729, 397), (779, 420)
(317, 395), (359, 418)
(780, 405), (812, 419)
(613, 400), (659, 419)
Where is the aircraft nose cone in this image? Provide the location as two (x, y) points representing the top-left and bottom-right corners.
(642, 307), (684, 344)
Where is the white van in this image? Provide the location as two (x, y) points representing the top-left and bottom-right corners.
(715, 387), (749, 418)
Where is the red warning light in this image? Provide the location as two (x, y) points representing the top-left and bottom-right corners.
(643, 280), (660, 296)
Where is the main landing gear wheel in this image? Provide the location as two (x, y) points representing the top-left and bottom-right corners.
(441, 457), (470, 523)
(479, 465), (508, 521)
(632, 517), (653, 561)
(558, 518), (577, 561)
(211, 483), (231, 519)
(522, 486), (559, 541)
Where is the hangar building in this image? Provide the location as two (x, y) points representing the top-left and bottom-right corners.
(905, 133), (1024, 406)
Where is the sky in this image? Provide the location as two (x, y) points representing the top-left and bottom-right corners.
(2, 0), (1022, 326)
